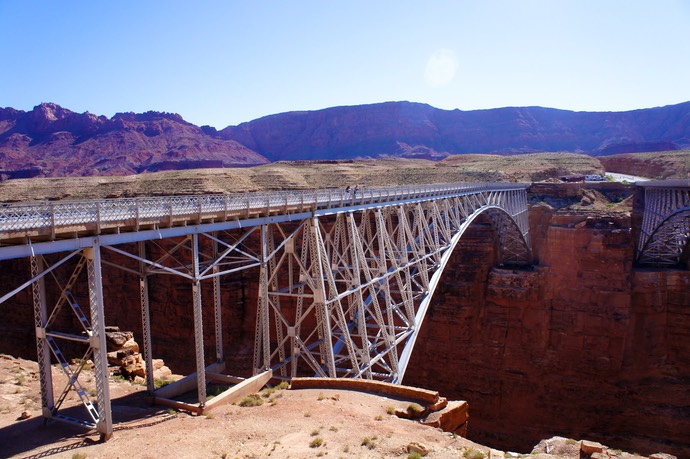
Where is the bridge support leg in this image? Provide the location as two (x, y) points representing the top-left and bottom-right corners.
(84, 244), (113, 440)
(254, 224), (271, 374)
(31, 255), (55, 421)
(190, 234), (207, 407)
(212, 235), (223, 363)
(138, 241), (154, 394)
(310, 217), (336, 377)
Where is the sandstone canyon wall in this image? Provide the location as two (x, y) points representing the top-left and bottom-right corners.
(0, 185), (688, 457)
(405, 185), (690, 457)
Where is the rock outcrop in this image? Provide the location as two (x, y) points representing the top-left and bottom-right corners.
(404, 184), (690, 458)
(0, 103), (269, 178)
(105, 326), (172, 382)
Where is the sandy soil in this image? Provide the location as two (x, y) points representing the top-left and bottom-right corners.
(0, 354), (651, 459)
(0, 354), (488, 459)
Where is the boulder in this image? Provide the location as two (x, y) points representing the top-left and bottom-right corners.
(581, 440), (604, 455)
(420, 400), (469, 433)
(120, 354), (146, 378)
(407, 442), (430, 456)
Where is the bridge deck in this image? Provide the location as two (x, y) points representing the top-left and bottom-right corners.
(0, 182), (528, 252)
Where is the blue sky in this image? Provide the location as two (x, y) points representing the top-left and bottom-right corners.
(1, 1), (689, 128)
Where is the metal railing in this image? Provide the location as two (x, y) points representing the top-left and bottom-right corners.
(0, 182), (528, 239)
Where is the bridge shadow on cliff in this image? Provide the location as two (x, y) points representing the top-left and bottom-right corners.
(0, 390), (172, 458)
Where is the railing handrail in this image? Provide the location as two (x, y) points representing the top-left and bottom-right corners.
(0, 182), (528, 236)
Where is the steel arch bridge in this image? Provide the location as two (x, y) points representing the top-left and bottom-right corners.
(637, 180), (690, 267)
(0, 182), (531, 438)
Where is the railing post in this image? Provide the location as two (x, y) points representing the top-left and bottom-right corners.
(96, 202), (101, 235)
(50, 204), (56, 240)
(197, 196), (203, 223)
(135, 199), (140, 231)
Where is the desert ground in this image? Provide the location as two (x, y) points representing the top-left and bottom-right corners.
(0, 354), (654, 459)
(0, 153), (608, 202)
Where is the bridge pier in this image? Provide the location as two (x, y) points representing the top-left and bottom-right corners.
(30, 255), (54, 421)
(84, 244), (113, 439)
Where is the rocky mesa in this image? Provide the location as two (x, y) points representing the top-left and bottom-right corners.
(0, 103), (269, 178)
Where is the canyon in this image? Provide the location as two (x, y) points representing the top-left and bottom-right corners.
(0, 181), (687, 457)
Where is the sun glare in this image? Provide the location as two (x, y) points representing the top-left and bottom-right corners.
(424, 48), (459, 88)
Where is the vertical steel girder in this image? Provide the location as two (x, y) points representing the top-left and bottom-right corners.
(638, 187), (690, 266)
(190, 234), (207, 407)
(138, 241), (155, 394)
(31, 256), (54, 419)
(255, 191), (531, 383)
(85, 244), (113, 438)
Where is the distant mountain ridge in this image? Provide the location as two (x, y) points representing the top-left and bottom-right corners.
(220, 101), (690, 161)
(0, 103), (269, 178)
(1, 101), (689, 178)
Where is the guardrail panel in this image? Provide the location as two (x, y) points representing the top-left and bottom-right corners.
(0, 183), (529, 239)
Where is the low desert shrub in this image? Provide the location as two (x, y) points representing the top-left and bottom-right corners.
(238, 393), (264, 407)
(309, 437), (324, 448)
(463, 448), (485, 459)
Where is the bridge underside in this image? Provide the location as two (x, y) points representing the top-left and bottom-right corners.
(256, 201), (531, 384)
(637, 182), (690, 267)
(0, 186), (531, 438)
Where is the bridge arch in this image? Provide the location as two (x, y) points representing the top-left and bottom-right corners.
(395, 205), (530, 382)
(637, 207), (690, 266)
(637, 180), (690, 267)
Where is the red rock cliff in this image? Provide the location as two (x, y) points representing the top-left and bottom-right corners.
(404, 187), (690, 457)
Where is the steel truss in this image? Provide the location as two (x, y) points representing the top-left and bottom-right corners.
(637, 181), (690, 266)
(0, 183), (531, 438)
(255, 189), (531, 383)
(28, 245), (112, 438)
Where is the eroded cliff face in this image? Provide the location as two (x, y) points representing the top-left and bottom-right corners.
(404, 190), (690, 457)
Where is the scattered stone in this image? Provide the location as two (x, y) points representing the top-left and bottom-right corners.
(153, 365), (172, 380)
(19, 410), (31, 420)
(420, 400), (468, 433)
(427, 396), (447, 411)
(121, 354), (146, 378)
(591, 453), (607, 459)
(489, 449), (505, 459)
(105, 327), (134, 350)
(407, 441), (430, 456)
(121, 338), (139, 353)
(581, 440), (604, 455)
(649, 454), (677, 459)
